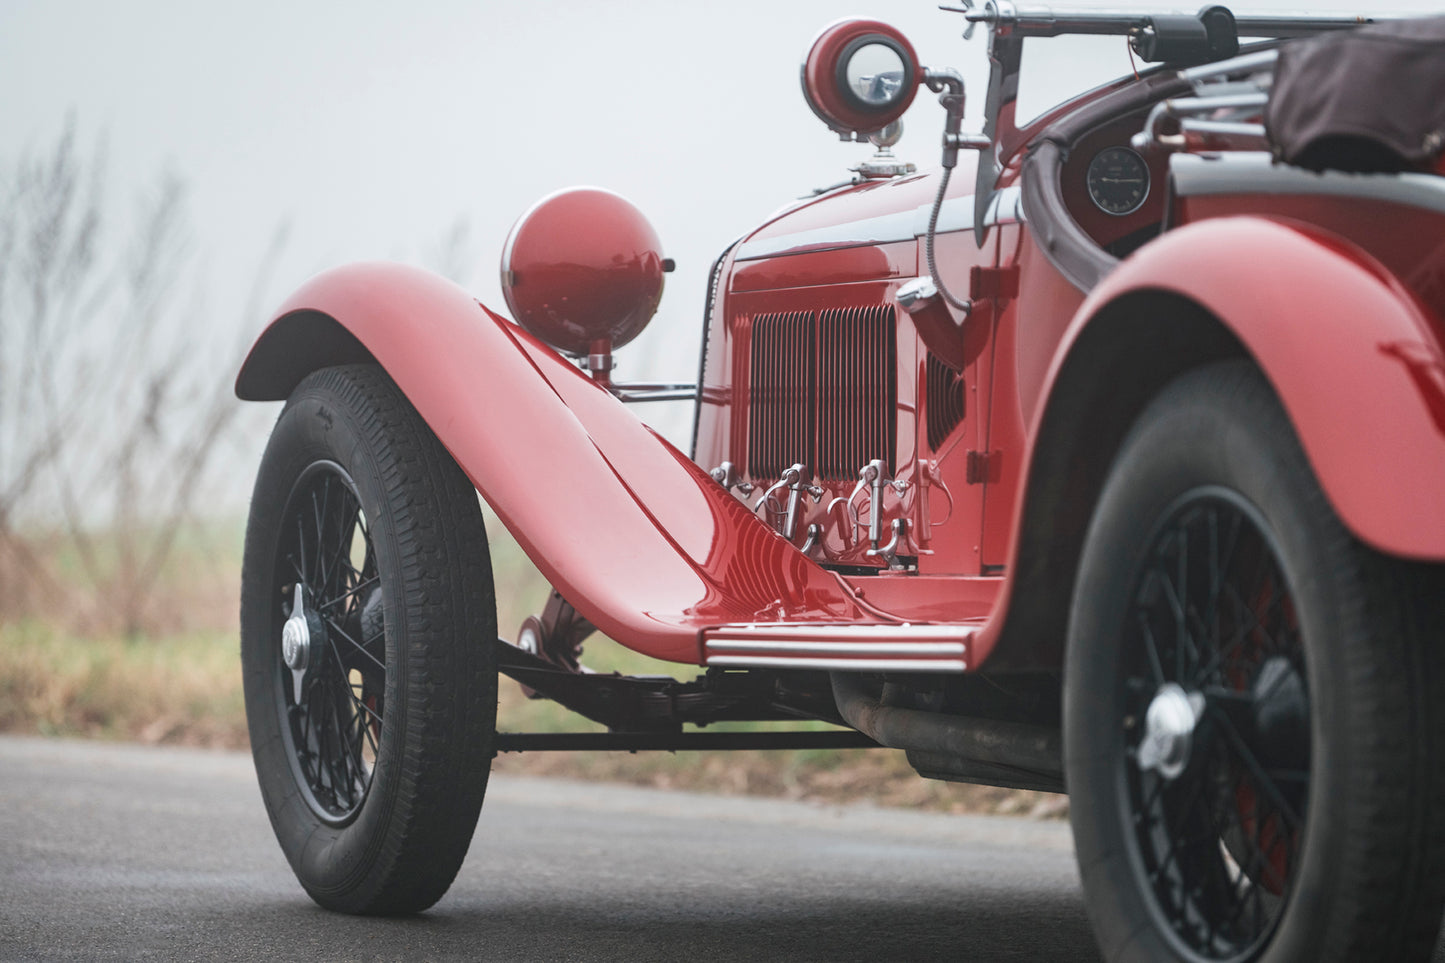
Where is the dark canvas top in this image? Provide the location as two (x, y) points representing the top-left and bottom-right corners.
(1266, 15), (1445, 173)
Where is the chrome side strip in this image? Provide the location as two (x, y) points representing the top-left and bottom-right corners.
(706, 623), (976, 641)
(703, 622), (976, 673)
(706, 656), (969, 673)
(709, 640), (966, 656)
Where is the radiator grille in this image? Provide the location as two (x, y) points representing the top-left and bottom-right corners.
(926, 352), (965, 451)
(747, 311), (815, 481)
(818, 306), (896, 481)
(745, 306), (896, 483)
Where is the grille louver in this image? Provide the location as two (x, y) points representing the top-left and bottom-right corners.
(745, 305), (896, 483)
(926, 352), (965, 451)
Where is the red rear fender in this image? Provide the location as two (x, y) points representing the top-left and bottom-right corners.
(1072, 217), (1445, 561)
(978, 215), (1445, 672)
(236, 262), (871, 663)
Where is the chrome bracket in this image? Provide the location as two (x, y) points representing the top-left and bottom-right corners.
(709, 460), (755, 498)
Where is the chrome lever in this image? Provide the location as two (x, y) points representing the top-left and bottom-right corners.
(800, 523), (823, 556)
(760, 467), (799, 518)
(846, 460), (882, 543)
(783, 464), (824, 541)
(850, 459), (912, 560)
(867, 518), (910, 571)
(761, 464), (819, 541)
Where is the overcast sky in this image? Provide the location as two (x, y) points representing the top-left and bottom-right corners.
(1, 0), (1432, 473)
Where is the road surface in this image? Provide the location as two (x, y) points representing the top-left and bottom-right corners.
(1, 736), (1100, 961)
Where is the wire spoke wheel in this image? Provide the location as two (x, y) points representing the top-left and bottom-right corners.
(241, 364), (497, 915)
(1121, 492), (1306, 959)
(1066, 362), (1445, 963)
(276, 462), (383, 825)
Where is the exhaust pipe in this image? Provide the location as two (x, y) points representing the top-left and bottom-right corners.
(830, 672), (1064, 793)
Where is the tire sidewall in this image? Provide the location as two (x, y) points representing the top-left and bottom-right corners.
(1065, 365), (1354, 962)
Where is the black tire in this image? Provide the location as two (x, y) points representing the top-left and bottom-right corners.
(240, 364), (497, 914)
(1065, 361), (1445, 962)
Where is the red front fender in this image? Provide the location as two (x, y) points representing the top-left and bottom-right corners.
(236, 262), (871, 663)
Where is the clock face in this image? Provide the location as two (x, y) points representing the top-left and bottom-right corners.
(1086, 146), (1150, 216)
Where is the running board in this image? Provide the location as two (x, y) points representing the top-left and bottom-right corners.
(702, 622), (977, 673)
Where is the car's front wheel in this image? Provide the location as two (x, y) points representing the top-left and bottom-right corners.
(240, 364), (497, 914)
(1066, 361), (1445, 962)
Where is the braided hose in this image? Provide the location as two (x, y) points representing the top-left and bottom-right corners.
(924, 135), (974, 315)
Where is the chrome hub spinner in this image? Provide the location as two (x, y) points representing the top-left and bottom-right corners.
(281, 583), (314, 704)
(1135, 682), (1205, 781)
(282, 590), (311, 671)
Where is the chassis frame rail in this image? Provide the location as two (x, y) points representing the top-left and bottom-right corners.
(494, 730), (880, 753)
(495, 638), (848, 732)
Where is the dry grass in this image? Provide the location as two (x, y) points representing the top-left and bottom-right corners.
(0, 620), (247, 748)
(0, 520), (244, 640)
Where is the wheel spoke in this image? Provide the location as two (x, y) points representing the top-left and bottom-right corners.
(1210, 708), (1302, 831)
(323, 614), (385, 671)
(318, 574), (380, 615)
(328, 636), (383, 728)
(1137, 614), (1167, 687)
(1155, 565), (1190, 680)
(295, 515), (308, 584)
(325, 509), (355, 600)
(311, 486), (327, 594)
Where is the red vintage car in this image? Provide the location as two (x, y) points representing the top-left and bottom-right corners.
(235, 6), (1445, 960)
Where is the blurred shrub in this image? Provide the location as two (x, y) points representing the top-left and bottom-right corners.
(0, 120), (279, 638)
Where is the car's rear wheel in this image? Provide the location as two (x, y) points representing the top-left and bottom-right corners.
(241, 364), (497, 914)
(1066, 361), (1445, 962)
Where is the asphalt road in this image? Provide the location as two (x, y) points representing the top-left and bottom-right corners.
(13, 736), (1445, 962)
(0, 735), (1103, 962)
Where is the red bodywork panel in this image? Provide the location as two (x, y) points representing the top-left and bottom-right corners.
(237, 263), (882, 664)
(239, 94), (1445, 675)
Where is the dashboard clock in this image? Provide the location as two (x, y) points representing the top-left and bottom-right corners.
(1086, 146), (1150, 216)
